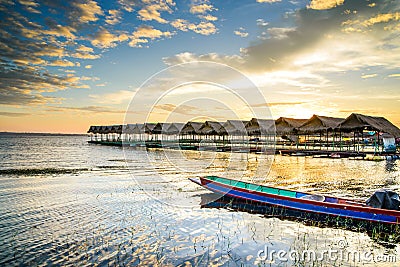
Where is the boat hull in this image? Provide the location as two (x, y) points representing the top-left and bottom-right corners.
(200, 194), (400, 241)
(190, 176), (400, 225)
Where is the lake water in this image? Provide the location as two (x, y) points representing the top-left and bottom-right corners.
(0, 134), (399, 266)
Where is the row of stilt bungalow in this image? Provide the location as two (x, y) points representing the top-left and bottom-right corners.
(87, 113), (400, 156)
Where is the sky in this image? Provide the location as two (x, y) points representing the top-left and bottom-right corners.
(0, 0), (400, 133)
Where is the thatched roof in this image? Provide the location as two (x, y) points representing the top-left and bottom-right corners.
(94, 126), (102, 134)
(95, 113), (400, 137)
(153, 123), (167, 134)
(143, 123), (157, 134)
(223, 120), (248, 135)
(181, 121), (204, 134)
(199, 121), (225, 135)
(275, 117), (308, 135)
(105, 125), (113, 134)
(93, 126), (103, 134)
(94, 124), (138, 134)
(338, 113), (400, 137)
(111, 125), (123, 134)
(153, 123), (185, 135)
(297, 115), (344, 133)
(87, 126), (96, 133)
(123, 124), (136, 134)
(125, 123), (144, 134)
(246, 118), (275, 135)
(95, 125), (122, 134)
(164, 123), (185, 135)
(133, 124), (144, 134)
(124, 124), (144, 134)
(89, 125), (103, 134)
(97, 126), (105, 134)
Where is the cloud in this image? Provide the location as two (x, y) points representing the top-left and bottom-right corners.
(134, 24), (172, 38)
(362, 12), (400, 26)
(242, 10), (342, 71)
(267, 27), (296, 39)
(89, 90), (134, 104)
(71, 0), (104, 23)
(71, 45), (99, 60)
(85, 65), (93, 69)
(199, 14), (218, 21)
(0, 111), (30, 117)
(117, 0), (136, 12)
(154, 103), (176, 111)
(0, 51), (82, 105)
(128, 38), (149, 48)
(3, 0), (399, 114)
(80, 76), (99, 81)
(105, 9), (121, 25)
(18, 0), (39, 6)
(171, 19), (189, 31)
(308, 0), (344, 10)
(71, 51), (100, 59)
(0, 0), (223, 110)
(234, 27), (249, 38)
(18, 0), (41, 13)
(48, 59), (76, 67)
(250, 70), (330, 89)
(171, 19), (218, 35)
(188, 21), (217, 35)
(230, 0), (400, 74)
(189, 4), (214, 14)
(91, 28), (128, 48)
(137, 0), (175, 24)
(76, 45), (94, 53)
(163, 52), (244, 66)
(153, 103), (199, 115)
(361, 73), (378, 79)
(342, 12), (400, 33)
(138, 8), (167, 23)
(48, 105), (128, 114)
(42, 25), (76, 39)
(129, 25), (173, 47)
(0, 1), (106, 106)
(0, 82), (59, 106)
(256, 18), (269, 27)
(253, 102), (305, 107)
(163, 53), (329, 91)
(257, 0), (281, 3)
(388, 73), (400, 78)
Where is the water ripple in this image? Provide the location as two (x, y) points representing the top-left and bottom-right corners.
(0, 168), (90, 176)
(0, 135), (399, 266)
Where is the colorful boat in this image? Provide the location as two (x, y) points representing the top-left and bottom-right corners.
(189, 176), (400, 225)
(199, 194), (400, 242)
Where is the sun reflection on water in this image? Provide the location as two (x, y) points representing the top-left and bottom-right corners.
(0, 135), (399, 266)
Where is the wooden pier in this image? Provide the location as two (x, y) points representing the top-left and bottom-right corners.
(87, 113), (400, 159)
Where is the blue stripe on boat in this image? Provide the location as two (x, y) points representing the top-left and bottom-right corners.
(204, 182), (398, 224)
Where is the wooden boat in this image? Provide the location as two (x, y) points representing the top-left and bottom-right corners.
(200, 194), (400, 242)
(189, 176), (400, 225)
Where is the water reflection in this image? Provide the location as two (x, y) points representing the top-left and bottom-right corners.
(385, 160), (398, 173)
(200, 193), (400, 246)
(1, 135), (400, 266)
